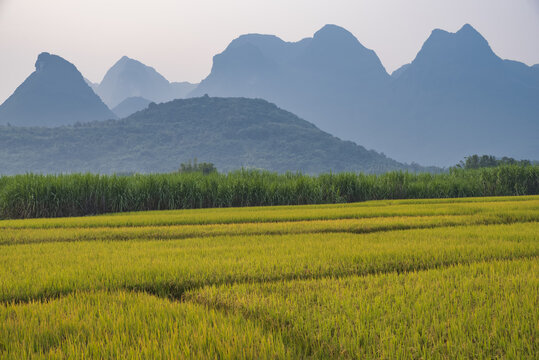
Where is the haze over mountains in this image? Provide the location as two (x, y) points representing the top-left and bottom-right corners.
(192, 25), (390, 140)
(95, 56), (197, 108)
(0, 54), (198, 123)
(112, 97), (152, 119)
(382, 24), (539, 165)
(0, 23), (537, 170)
(0, 97), (424, 174)
(0, 53), (116, 126)
(191, 24), (539, 165)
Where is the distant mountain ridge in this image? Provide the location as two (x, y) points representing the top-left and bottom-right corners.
(0, 24), (537, 167)
(95, 56), (197, 108)
(0, 97), (430, 175)
(190, 24), (539, 166)
(112, 96), (152, 118)
(0, 53), (116, 126)
(192, 25), (390, 138)
(382, 24), (539, 165)
(84, 78), (99, 92)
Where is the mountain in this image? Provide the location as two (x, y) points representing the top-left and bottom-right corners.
(191, 25), (390, 138)
(0, 97), (429, 175)
(379, 24), (539, 165)
(170, 81), (198, 99)
(84, 78), (99, 92)
(190, 24), (539, 166)
(112, 96), (151, 118)
(0, 52), (116, 127)
(391, 64), (410, 79)
(96, 56), (197, 107)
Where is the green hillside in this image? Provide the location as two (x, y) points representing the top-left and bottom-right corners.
(0, 96), (427, 174)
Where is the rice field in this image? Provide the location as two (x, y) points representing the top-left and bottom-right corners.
(1, 196), (538, 359)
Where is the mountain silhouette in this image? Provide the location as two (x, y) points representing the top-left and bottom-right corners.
(191, 24), (539, 165)
(1, 25), (536, 166)
(0, 97), (430, 174)
(380, 24), (539, 164)
(84, 77), (99, 92)
(0, 52), (116, 126)
(96, 56), (196, 107)
(391, 64), (410, 79)
(191, 25), (389, 137)
(112, 96), (152, 118)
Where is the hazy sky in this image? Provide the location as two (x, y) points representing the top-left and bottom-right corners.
(1, 0), (538, 103)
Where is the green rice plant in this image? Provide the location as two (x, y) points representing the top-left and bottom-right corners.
(188, 258), (539, 359)
(0, 223), (537, 303)
(0, 211), (537, 246)
(1, 196), (536, 229)
(0, 291), (294, 359)
(0, 197), (536, 358)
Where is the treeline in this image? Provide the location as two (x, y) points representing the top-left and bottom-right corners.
(0, 165), (537, 219)
(178, 159), (217, 175)
(455, 155), (533, 169)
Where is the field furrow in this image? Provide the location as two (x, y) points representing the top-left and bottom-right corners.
(187, 258), (539, 359)
(1, 223), (537, 304)
(0, 196), (537, 358)
(1, 213), (536, 246)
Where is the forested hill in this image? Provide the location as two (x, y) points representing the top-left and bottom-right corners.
(0, 96), (431, 175)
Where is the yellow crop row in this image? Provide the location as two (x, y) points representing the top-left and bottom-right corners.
(2, 258), (536, 359)
(0, 291), (294, 359)
(0, 196), (537, 358)
(1, 213), (537, 246)
(1, 196), (536, 229)
(189, 258), (538, 359)
(1, 223), (537, 303)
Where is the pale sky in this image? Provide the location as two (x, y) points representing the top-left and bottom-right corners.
(1, 0), (538, 103)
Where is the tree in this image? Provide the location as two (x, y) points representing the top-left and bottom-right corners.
(178, 158), (217, 175)
(455, 154), (531, 170)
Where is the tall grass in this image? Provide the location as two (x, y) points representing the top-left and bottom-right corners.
(0, 165), (537, 219)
